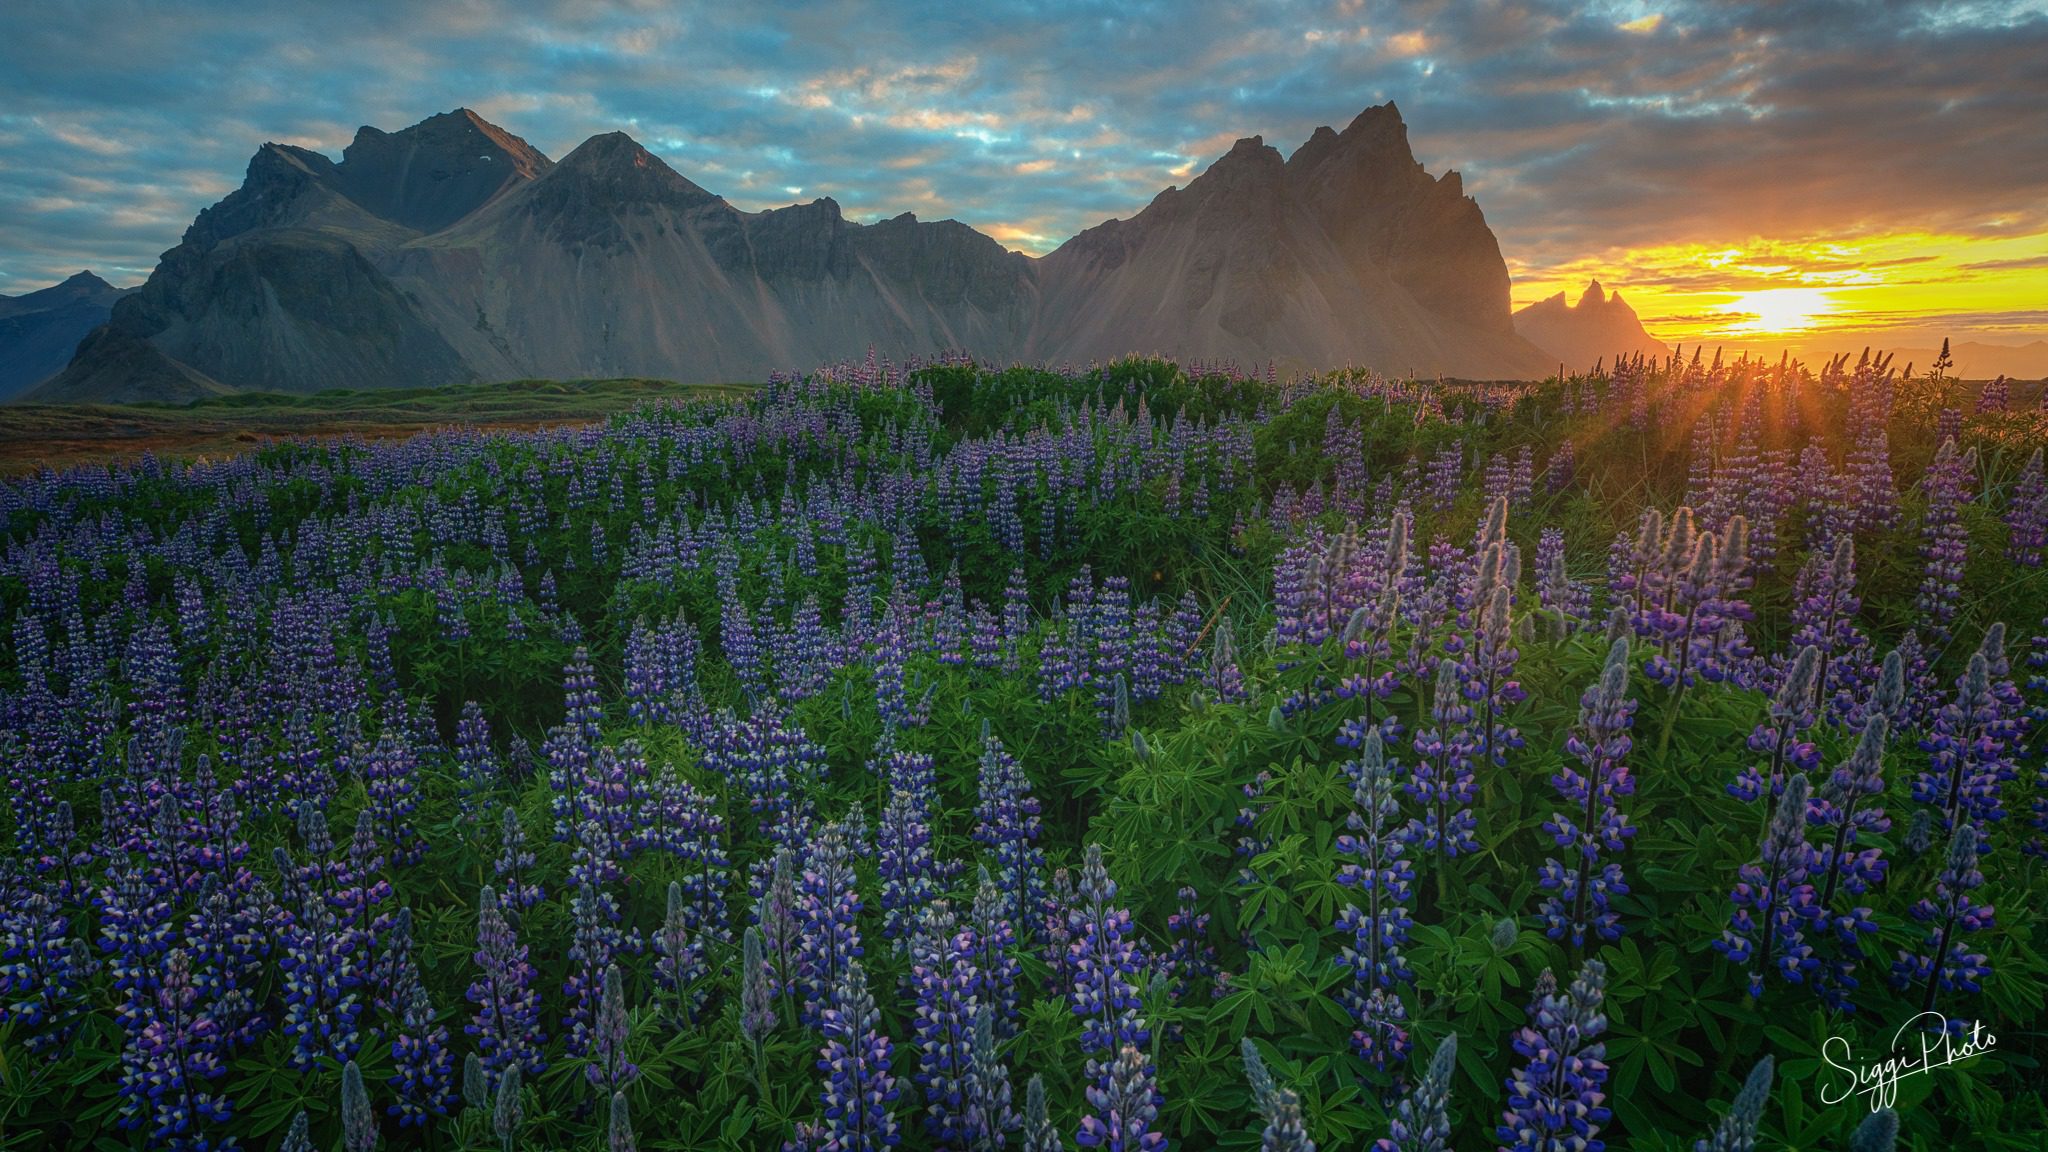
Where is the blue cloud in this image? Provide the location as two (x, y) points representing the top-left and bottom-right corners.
(2, 0), (2044, 299)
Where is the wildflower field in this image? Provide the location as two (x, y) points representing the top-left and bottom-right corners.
(1, 352), (2044, 1152)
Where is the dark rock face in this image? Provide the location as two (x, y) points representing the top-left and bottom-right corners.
(42, 102), (1553, 401)
(1514, 280), (1669, 371)
(1030, 108), (1551, 377)
(0, 272), (134, 399)
(334, 109), (552, 233)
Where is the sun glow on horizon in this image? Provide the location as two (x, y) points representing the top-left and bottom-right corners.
(1716, 287), (1837, 335)
(1512, 228), (2048, 355)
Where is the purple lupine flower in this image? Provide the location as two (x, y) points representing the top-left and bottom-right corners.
(1914, 648), (2010, 833)
(655, 880), (705, 1026)
(563, 645), (605, 745)
(1914, 440), (1974, 644)
(0, 888), (92, 1052)
(1405, 659), (1479, 878)
(908, 901), (979, 1145)
(1846, 428), (1899, 535)
(277, 862), (364, 1069)
(98, 864), (175, 1034)
(1786, 539), (1874, 723)
(388, 932), (456, 1127)
(1334, 727), (1414, 1070)
(1807, 714), (1891, 1009)
(1892, 824), (1994, 1017)
(1497, 960), (1610, 1152)
(1069, 844), (1149, 1088)
(756, 847), (803, 1009)
(564, 884), (638, 1059)
(1001, 566), (1031, 674)
(588, 962), (638, 1094)
(813, 957), (901, 1152)
(1375, 1033), (1455, 1152)
(466, 886), (545, 1096)
(974, 730), (1047, 935)
(1462, 579), (1527, 768)
(1206, 615), (1249, 703)
(363, 731), (425, 866)
(455, 702), (499, 825)
(2004, 447), (2047, 567)
(880, 787), (942, 947)
(494, 807), (544, 912)
(796, 821), (864, 1030)
(1076, 1044), (1167, 1152)
(741, 924), (779, 1047)
(963, 1005), (1020, 1149)
(1537, 637), (1639, 949)
(635, 763), (729, 949)
(1728, 646), (1821, 827)
(1162, 885), (1218, 1002)
(119, 949), (234, 1150)
(967, 864), (1023, 1038)
(1715, 774), (1817, 998)
(274, 708), (331, 814)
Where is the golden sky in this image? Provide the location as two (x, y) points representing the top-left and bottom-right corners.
(1513, 230), (2048, 357)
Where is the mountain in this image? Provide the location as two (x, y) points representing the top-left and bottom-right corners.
(0, 271), (134, 399)
(1513, 280), (1668, 371)
(1030, 105), (1545, 376)
(38, 103), (1553, 402)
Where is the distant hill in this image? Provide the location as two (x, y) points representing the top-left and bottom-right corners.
(0, 271), (134, 399)
(37, 103), (1554, 402)
(1810, 340), (2048, 382)
(1513, 280), (1667, 372)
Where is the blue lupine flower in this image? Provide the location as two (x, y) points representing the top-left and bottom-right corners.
(1497, 960), (1610, 1152)
(1538, 638), (1639, 948)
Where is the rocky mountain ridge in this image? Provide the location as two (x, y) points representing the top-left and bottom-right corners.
(38, 103), (1556, 401)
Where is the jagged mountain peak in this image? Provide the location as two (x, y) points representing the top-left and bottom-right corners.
(1516, 279), (1666, 368)
(333, 108), (551, 231)
(545, 132), (718, 205)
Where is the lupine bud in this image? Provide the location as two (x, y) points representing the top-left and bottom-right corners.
(1241, 1037), (1278, 1118)
(609, 1092), (637, 1152)
(281, 1110), (314, 1152)
(1022, 1074), (1061, 1152)
(342, 1059), (377, 1152)
(493, 1063), (523, 1150)
(1849, 1108), (1899, 1152)
(1377, 1033), (1455, 1152)
(1490, 917), (1518, 951)
(464, 1053), (488, 1110)
(1694, 1056), (1773, 1152)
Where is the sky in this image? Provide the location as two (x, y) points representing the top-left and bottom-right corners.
(2, 0), (2045, 357)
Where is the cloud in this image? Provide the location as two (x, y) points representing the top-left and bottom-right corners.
(0, 0), (2043, 352)
(1960, 253), (2048, 271)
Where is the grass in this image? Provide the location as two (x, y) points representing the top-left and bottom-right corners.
(0, 377), (753, 472)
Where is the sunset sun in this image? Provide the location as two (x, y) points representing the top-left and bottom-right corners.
(1719, 287), (1838, 336)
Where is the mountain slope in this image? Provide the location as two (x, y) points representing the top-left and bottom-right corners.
(1514, 280), (1668, 370)
(42, 102), (1553, 401)
(1032, 113), (1549, 377)
(0, 271), (134, 399)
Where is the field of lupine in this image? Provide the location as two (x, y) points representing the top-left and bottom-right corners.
(1, 351), (2045, 1152)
